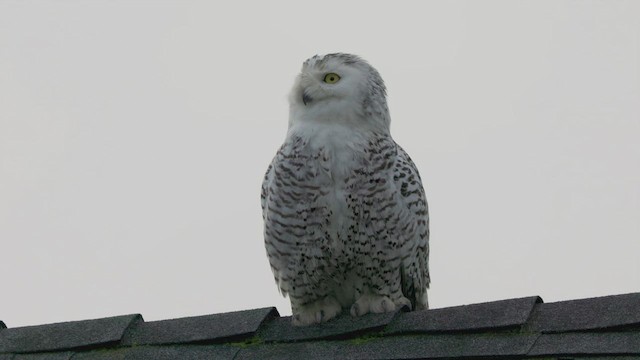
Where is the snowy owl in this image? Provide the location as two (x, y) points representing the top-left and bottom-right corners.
(261, 53), (429, 326)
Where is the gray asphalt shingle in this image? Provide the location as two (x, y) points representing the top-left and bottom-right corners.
(385, 296), (541, 335)
(343, 333), (540, 359)
(526, 293), (640, 333)
(528, 332), (640, 356)
(12, 353), (74, 360)
(235, 341), (339, 360)
(1, 292), (638, 359)
(239, 333), (541, 360)
(121, 307), (278, 346)
(72, 345), (239, 360)
(0, 315), (141, 354)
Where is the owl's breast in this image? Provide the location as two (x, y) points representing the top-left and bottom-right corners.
(295, 123), (369, 179)
(281, 122), (378, 255)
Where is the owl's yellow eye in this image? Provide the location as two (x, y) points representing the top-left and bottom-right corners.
(323, 73), (341, 84)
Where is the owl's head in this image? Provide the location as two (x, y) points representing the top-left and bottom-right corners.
(289, 53), (390, 132)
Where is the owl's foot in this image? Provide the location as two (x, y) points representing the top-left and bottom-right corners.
(291, 296), (341, 326)
(395, 296), (413, 311)
(350, 294), (411, 317)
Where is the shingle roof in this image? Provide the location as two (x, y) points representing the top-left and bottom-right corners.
(1, 293), (639, 359)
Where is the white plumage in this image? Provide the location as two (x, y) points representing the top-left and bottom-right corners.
(261, 54), (429, 326)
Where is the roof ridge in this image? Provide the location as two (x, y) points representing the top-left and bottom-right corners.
(1, 293), (639, 359)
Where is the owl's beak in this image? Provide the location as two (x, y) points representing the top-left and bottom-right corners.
(302, 91), (313, 106)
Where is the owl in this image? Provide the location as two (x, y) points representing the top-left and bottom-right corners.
(261, 53), (429, 326)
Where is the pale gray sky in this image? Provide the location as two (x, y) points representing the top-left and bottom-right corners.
(1, 1), (638, 328)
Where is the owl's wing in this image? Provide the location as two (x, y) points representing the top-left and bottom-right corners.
(260, 163), (273, 216)
(261, 138), (331, 297)
(392, 144), (430, 309)
(261, 148), (290, 294)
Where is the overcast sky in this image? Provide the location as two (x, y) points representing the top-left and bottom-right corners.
(1, 1), (638, 328)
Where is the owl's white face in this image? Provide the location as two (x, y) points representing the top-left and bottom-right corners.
(288, 54), (390, 133)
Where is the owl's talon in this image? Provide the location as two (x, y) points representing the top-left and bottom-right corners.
(352, 294), (399, 316)
(396, 296), (412, 311)
(291, 296), (341, 326)
(350, 303), (361, 317)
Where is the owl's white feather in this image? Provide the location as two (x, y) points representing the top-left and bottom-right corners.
(262, 54), (429, 326)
